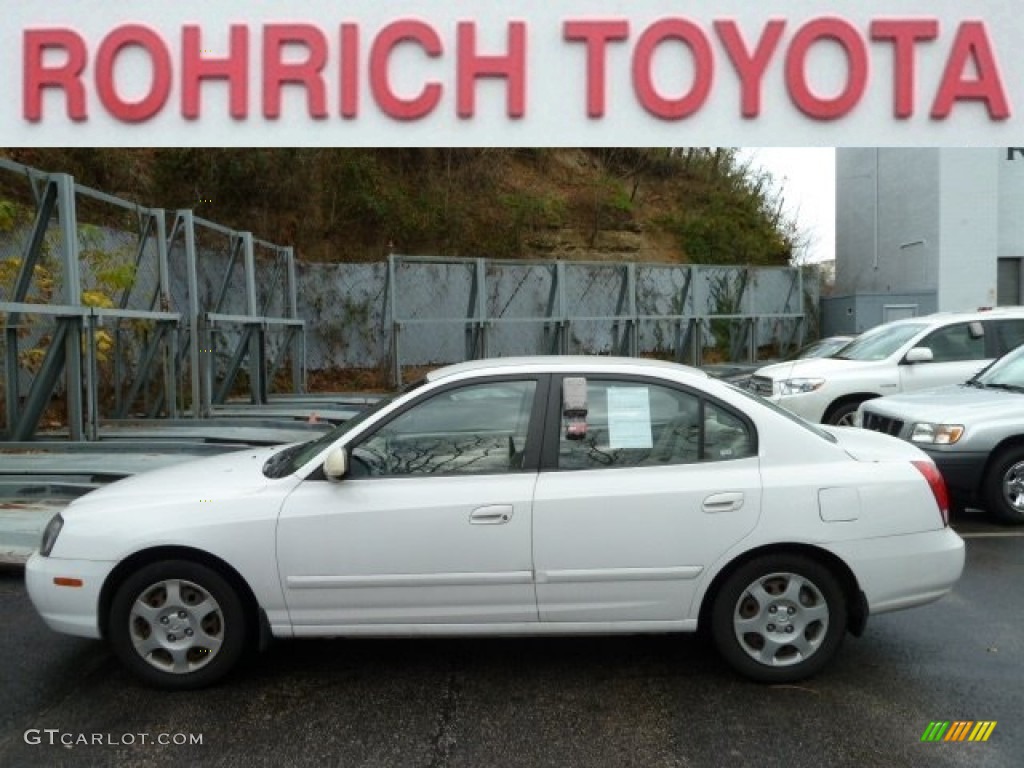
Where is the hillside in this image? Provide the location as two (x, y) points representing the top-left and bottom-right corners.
(1, 148), (800, 266)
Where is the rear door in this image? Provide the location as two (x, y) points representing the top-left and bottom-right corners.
(531, 375), (762, 623)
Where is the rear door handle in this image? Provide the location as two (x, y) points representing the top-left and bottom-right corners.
(702, 492), (744, 513)
(470, 505), (514, 524)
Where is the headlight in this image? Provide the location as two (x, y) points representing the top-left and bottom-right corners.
(39, 513), (63, 557)
(910, 423), (964, 445)
(778, 378), (826, 396)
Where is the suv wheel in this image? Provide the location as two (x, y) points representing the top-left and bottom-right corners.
(825, 402), (860, 427)
(983, 446), (1024, 525)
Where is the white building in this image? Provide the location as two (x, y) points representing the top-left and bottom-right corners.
(826, 148), (1024, 334)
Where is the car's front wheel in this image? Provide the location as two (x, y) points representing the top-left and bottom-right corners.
(983, 446), (1024, 525)
(108, 560), (247, 689)
(710, 554), (847, 683)
(825, 401), (861, 427)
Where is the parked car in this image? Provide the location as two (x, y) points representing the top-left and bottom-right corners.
(749, 309), (1024, 424)
(716, 335), (856, 386)
(857, 341), (1024, 524)
(27, 356), (963, 689)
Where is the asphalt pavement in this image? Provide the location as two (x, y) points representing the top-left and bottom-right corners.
(0, 520), (1020, 768)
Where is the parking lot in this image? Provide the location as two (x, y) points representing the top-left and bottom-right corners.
(0, 516), (1020, 768)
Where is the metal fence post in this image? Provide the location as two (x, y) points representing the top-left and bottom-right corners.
(55, 173), (85, 440)
(285, 246), (303, 393)
(153, 210), (178, 418)
(627, 262), (638, 356)
(556, 260), (568, 355)
(240, 232), (265, 404)
(388, 253), (401, 387)
(178, 210), (202, 418)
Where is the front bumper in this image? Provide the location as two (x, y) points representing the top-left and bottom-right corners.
(25, 553), (117, 639)
(919, 448), (988, 499)
(829, 527), (965, 615)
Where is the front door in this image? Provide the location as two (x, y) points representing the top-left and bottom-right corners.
(277, 378), (545, 630)
(900, 321), (991, 392)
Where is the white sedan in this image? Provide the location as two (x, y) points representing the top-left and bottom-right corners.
(26, 356), (964, 689)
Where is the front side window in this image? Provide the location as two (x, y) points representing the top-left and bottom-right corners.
(918, 323), (986, 363)
(557, 380), (754, 470)
(351, 380), (537, 477)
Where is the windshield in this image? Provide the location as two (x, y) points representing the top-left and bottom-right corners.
(787, 336), (852, 361)
(262, 392), (403, 478)
(833, 322), (927, 361)
(975, 344), (1024, 390)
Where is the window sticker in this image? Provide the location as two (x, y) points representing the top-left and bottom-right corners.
(606, 387), (653, 449)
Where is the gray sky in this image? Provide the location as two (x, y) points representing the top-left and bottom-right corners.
(738, 148), (836, 264)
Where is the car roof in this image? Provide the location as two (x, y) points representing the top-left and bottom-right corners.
(889, 307), (1024, 328)
(426, 355), (709, 382)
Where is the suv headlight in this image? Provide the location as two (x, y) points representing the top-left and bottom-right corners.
(778, 378), (826, 396)
(910, 423), (964, 445)
(39, 513), (64, 557)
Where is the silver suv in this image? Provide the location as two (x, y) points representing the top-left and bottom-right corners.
(857, 341), (1024, 524)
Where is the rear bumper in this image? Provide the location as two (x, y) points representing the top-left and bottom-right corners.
(25, 552), (116, 639)
(829, 528), (965, 615)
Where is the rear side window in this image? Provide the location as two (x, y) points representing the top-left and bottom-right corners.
(556, 379), (755, 470)
(991, 319), (1024, 356)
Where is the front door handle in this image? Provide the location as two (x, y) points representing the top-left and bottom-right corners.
(470, 505), (514, 524)
(702, 492), (744, 513)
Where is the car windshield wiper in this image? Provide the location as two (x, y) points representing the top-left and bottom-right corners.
(963, 378), (986, 388)
(981, 382), (1024, 393)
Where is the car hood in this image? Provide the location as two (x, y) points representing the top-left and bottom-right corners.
(822, 425), (930, 463)
(863, 384), (1024, 422)
(754, 357), (857, 381)
(63, 446), (280, 517)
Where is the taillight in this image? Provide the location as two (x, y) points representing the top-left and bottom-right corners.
(912, 460), (949, 526)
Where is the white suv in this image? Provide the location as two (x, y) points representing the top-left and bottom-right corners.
(749, 309), (1024, 425)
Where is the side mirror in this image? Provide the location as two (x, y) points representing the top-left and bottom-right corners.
(968, 321), (985, 340)
(905, 347), (934, 364)
(323, 447), (348, 481)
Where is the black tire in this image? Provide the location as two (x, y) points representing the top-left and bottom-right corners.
(983, 446), (1024, 525)
(825, 401), (861, 427)
(108, 559), (248, 690)
(710, 554), (847, 684)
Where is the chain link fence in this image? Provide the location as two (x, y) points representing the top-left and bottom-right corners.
(282, 255), (818, 388)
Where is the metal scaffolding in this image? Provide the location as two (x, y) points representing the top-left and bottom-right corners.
(0, 159), (305, 441)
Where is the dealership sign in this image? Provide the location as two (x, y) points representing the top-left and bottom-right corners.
(3, 0), (1021, 145)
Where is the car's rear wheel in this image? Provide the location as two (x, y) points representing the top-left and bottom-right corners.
(983, 446), (1024, 525)
(108, 560), (247, 689)
(711, 554), (847, 683)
